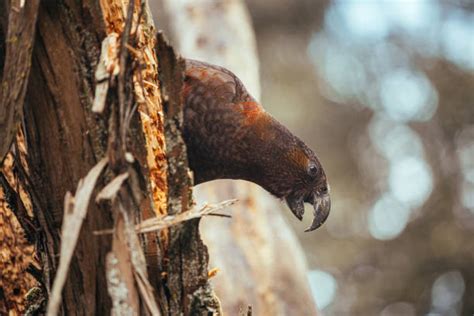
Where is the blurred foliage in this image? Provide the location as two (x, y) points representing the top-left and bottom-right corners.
(247, 0), (474, 315)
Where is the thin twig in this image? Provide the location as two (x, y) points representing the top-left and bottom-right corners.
(118, 0), (135, 149)
(125, 43), (141, 57)
(124, 59), (145, 132)
(205, 213), (232, 218)
(94, 199), (237, 236)
(123, 2), (145, 142)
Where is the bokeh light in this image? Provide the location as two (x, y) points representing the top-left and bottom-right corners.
(369, 117), (424, 161)
(333, 0), (390, 42)
(380, 302), (416, 316)
(456, 125), (474, 214)
(379, 69), (438, 122)
(388, 156), (433, 209)
(308, 270), (338, 310)
(442, 10), (474, 70)
(431, 271), (465, 314)
(368, 193), (411, 240)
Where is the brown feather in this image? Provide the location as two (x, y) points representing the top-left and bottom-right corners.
(181, 59), (331, 231)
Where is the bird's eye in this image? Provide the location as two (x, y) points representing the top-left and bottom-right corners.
(319, 185), (328, 194)
(308, 164), (318, 177)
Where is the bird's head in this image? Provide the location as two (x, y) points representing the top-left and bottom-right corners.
(284, 144), (330, 232)
(262, 139), (330, 232)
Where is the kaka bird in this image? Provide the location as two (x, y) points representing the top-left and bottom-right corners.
(181, 59), (330, 232)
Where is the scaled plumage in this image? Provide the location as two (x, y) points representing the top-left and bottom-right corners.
(182, 59), (330, 231)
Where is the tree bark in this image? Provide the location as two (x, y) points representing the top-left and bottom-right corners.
(1, 1), (217, 314)
(0, 0), (39, 162)
(23, 1), (121, 314)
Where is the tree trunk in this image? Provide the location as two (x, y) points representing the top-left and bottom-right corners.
(1, 1), (217, 314)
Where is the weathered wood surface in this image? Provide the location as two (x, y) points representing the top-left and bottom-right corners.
(0, 0), (40, 162)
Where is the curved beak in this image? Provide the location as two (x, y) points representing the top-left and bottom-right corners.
(305, 194), (331, 232)
(285, 194), (305, 221)
(285, 193), (331, 232)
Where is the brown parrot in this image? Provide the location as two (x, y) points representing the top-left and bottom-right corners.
(181, 59), (330, 232)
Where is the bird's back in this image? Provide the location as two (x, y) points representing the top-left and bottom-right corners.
(182, 60), (265, 183)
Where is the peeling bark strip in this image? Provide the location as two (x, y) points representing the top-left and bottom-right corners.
(47, 158), (108, 316)
(0, 0), (40, 162)
(93, 32), (120, 114)
(106, 252), (135, 316)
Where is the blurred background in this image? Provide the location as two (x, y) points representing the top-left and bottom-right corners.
(248, 0), (474, 314)
(156, 0), (474, 314)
